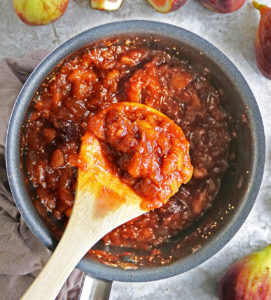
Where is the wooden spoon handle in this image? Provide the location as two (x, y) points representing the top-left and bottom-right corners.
(20, 189), (101, 300)
(21, 223), (93, 300)
(21, 168), (143, 300)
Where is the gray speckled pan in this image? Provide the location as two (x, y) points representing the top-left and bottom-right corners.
(6, 21), (265, 283)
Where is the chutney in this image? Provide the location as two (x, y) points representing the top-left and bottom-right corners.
(22, 37), (231, 267)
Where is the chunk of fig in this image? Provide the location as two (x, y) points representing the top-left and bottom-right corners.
(200, 0), (246, 13)
(146, 0), (186, 13)
(90, 0), (123, 10)
(219, 244), (271, 299)
(253, 1), (271, 79)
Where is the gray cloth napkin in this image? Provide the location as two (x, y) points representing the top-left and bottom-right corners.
(0, 50), (85, 300)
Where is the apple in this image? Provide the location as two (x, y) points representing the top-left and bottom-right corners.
(146, 0), (186, 13)
(13, 0), (69, 26)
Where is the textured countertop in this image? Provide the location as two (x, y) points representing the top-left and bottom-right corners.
(1, 0), (271, 299)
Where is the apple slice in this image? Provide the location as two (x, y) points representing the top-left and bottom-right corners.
(90, 0), (123, 11)
(146, 0), (186, 13)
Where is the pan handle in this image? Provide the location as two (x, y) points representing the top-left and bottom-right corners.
(80, 276), (113, 300)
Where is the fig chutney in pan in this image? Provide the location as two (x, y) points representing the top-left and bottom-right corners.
(21, 37), (231, 268)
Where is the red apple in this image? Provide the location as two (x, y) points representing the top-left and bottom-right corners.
(200, 0), (246, 13)
(146, 0), (187, 13)
(91, 0), (123, 11)
(253, 1), (271, 79)
(219, 244), (271, 299)
(13, 0), (69, 26)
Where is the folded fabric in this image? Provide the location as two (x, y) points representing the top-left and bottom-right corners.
(0, 51), (85, 300)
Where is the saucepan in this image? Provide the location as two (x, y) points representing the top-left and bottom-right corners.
(5, 21), (265, 298)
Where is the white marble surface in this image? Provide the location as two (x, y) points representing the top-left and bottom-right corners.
(1, 0), (271, 299)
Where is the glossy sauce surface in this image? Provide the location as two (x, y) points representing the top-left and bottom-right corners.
(22, 38), (231, 267)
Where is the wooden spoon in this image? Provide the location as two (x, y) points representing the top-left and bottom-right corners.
(21, 102), (192, 300)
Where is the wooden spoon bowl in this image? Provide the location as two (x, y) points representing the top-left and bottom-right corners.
(21, 102), (193, 300)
